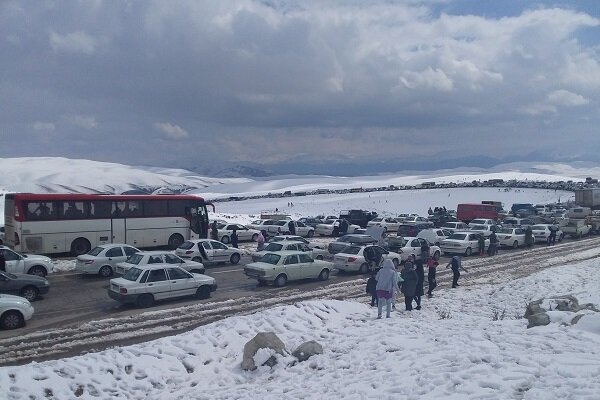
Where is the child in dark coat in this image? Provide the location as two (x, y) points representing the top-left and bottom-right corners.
(366, 271), (378, 307)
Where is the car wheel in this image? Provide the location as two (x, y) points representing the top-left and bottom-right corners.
(70, 238), (91, 256)
(274, 274), (287, 287)
(465, 247), (472, 257)
(20, 286), (39, 302)
(318, 269), (330, 281)
(136, 294), (154, 308)
(359, 263), (369, 274)
(192, 256), (203, 263)
(433, 251), (440, 261)
(316, 255), (324, 260)
(195, 286), (211, 300)
(0, 311), (24, 330)
(168, 234), (184, 249)
(513, 240), (519, 249)
(99, 265), (113, 278)
(307, 230), (314, 238)
(27, 265), (47, 277)
(221, 235), (230, 244)
(230, 253), (241, 265)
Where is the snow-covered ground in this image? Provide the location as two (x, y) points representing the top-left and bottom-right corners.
(2, 259), (600, 399)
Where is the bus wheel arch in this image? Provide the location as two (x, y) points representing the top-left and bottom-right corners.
(168, 234), (184, 249)
(71, 238), (91, 256)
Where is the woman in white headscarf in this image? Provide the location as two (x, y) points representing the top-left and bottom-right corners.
(375, 259), (398, 319)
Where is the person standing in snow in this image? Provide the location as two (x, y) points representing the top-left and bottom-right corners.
(0, 251), (5, 272)
(446, 255), (468, 288)
(400, 256), (418, 311)
(288, 220), (296, 236)
(413, 255), (425, 310)
(548, 224), (558, 246)
(525, 226), (534, 248)
(478, 234), (486, 256)
(366, 270), (378, 307)
(420, 240), (430, 264)
(210, 221), (218, 241)
(488, 231), (498, 256)
(426, 256), (438, 297)
(375, 259), (398, 319)
(256, 231), (265, 251)
(230, 228), (238, 248)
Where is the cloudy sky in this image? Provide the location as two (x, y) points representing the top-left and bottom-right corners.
(1, 0), (598, 174)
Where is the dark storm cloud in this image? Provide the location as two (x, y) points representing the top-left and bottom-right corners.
(0, 0), (598, 168)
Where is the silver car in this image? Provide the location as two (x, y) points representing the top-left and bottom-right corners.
(244, 251), (334, 287)
(251, 241), (328, 262)
(0, 246), (54, 277)
(75, 244), (140, 277)
(175, 239), (242, 265)
(115, 251), (205, 275)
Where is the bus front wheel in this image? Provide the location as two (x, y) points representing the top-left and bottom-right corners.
(168, 234), (184, 249)
(71, 238), (91, 256)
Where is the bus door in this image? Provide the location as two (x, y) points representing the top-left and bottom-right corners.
(111, 219), (127, 244)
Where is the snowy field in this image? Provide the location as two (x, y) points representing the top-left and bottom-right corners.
(2, 259), (600, 399)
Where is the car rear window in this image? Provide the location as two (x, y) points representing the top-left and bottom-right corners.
(260, 253), (281, 265)
(532, 225), (546, 230)
(125, 254), (144, 265)
(340, 245), (361, 255)
(88, 247), (103, 256)
(179, 241), (194, 250)
(496, 228), (513, 234)
(449, 234), (467, 240)
(264, 243), (284, 251)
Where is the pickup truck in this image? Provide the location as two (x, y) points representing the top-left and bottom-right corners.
(561, 219), (591, 239)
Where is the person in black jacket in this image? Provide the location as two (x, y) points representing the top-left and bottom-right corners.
(288, 220), (296, 236)
(401, 256), (418, 311)
(366, 270), (378, 307)
(446, 255), (468, 288)
(0, 251), (5, 272)
(413, 256), (425, 310)
(210, 221), (218, 241)
(231, 228), (239, 248)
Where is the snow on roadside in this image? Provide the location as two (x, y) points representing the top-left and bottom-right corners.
(2, 259), (600, 399)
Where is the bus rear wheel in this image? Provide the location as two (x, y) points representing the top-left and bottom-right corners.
(168, 234), (184, 249)
(71, 238), (91, 256)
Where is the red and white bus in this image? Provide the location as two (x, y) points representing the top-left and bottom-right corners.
(3, 193), (212, 256)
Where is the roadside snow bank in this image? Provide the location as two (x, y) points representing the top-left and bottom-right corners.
(2, 259), (600, 399)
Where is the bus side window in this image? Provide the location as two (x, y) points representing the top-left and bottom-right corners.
(61, 201), (85, 219)
(144, 200), (167, 217)
(89, 201), (111, 218)
(26, 201), (56, 220)
(127, 201), (142, 217)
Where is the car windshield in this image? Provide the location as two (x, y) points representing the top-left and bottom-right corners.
(250, 220), (262, 225)
(122, 267), (144, 281)
(263, 243), (284, 251)
(471, 219), (488, 224)
(449, 233), (467, 240)
(442, 223), (456, 228)
(371, 217), (383, 222)
(340, 245), (361, 255)
(496, 228), (513, 234)
(125, 254), (144, 265)
(259, 253), (281, 265)
(532, 225), (547, 230)
(88, 247), (104, 256)
(178, 241), (194, 250)
(324, 219), (336, 224)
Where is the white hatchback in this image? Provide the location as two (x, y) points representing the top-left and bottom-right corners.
(108, 264), (217, 308)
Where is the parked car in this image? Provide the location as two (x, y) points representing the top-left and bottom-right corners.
(298, 217), (324, 228)
(271, 220), (315, 238)
(396, 223), (431, 237)
(244, 251), (334, 287)
(468, 219), (496, 227)
(402, 216), (431, 224)
(396, 213), (419, 222)
(108, 264), (217, 307)
(175, 239), (241, 266)
(0, 271), (50, 301)
(246, 219), (277, 231)
(315, 219), (360, 236)
(367, 217), (400, 232)
(502, 217), (534, 227)
(395, 237), (441, 262)
(468, 224), (498, 238)
(333, 245), (401, 274)
(217, 223), (260, 244)
(115, 251), (205, 275)
(440, 222), (468, 233)
(496, 227), (529, 248)
(339, 209), (378, 228)
(0, 246), (54, 277)
(440, 231), (490, 256)
(328, 234), (378, 254)
(531, 224), (564, 243)
(251, 241), (328, 262)
(75, 244), (140, 277)
(0, 294), (34, 329)
(269, 235), (323, 249)
(416, 228), (453, 246)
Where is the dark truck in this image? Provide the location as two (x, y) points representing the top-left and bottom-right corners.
(339, 209), (378, 228)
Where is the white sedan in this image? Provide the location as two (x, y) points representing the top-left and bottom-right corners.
(315, 219), (360, 236)
(108, 264), (217, 308)
(269, 235), (324, 249)
(175, 239), (241, 266)
(244, 251), (334, 287)
(75, 243), (140, 277)
(440, 232), (489, 257)
(216, 223), (260, 244)
(468, 224), (498, 238)
(270, 220), (315, 238)
(496, 227), (530, 248)
(333, 245), (401, 274)
(531, 224), (564, 243)
(246, 219), (277, 231)
(251, 241), (328, 262)
(0, 294), (34, 330)
(115, 251), (205, 275)
(0, 246), (55, 277)
(395, 237), (441, 262)
(367, 217), (400, 232)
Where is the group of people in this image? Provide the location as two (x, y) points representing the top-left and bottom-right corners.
(366, 240), (468, 319)
(427, 206), (448, 215)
